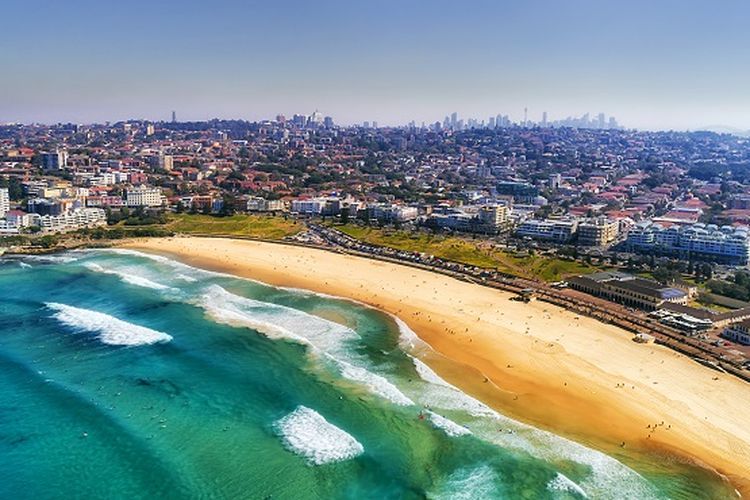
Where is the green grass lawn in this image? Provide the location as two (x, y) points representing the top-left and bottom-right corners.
(334, 224), (598, 281)
(166, 214), (303, 240)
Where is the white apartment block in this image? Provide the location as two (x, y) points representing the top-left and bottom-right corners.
(33, 208), (107, 232)
(247, 197), (285, 212)
(516, 218), (578, 243)
(0, 188), (9, 218)
(627, 222), (750, 264)
(126, 186), (163, 207)
(577, 217), (619, 246)
(291, 198), (327, 215)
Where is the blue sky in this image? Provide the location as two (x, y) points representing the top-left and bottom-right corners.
(2, 0), (749, 130)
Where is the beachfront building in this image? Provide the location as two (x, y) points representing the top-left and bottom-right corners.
(364, 203), (418, 223)
(291, 198), (327, 215)
(0, 188), (9, 218)
(126, 186), (163, 207)
(427, 203), (510, 234)
(626, 222), (750, 264)
(32, 208), (107, 233)
(568, 271), (688, 310)
(577, 217), (619, 246)
(723, 320), (750, 345)
(516, 218), (578, 243)
(247, 197), (285, 212)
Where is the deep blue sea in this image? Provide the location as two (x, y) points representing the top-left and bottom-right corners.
(0, 249), (737, 499)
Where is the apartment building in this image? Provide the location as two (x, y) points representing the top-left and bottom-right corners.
(627, 222), (750, 264)
(0, 188), (9, 218)
(126, 186), (163, 207)
(247, 197), (285, 212)
(516, 218), (578, 243)
(577, 217), (619, 246)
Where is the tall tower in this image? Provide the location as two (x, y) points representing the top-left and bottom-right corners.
(171, 111), (176, 123)
(524, 107), (528, 127)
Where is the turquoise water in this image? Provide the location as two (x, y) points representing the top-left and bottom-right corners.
(0, 250), (737, 499)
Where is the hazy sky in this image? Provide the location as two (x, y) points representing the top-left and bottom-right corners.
(2, 0), (750, 130)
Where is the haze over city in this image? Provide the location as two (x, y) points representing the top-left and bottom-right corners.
(2, 0), (750, 131)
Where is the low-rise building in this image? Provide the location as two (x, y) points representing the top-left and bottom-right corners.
(568, 271), (688, 310)
(724, 319), (750, 345)
(27, 208), (107, 233)
(247, 197), (285, 212)
(516, 218), (578, 243)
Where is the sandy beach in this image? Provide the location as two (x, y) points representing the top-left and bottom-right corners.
(124, 236), (750, 493)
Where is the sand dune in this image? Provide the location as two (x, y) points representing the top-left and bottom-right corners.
(124, 236), (750, 493)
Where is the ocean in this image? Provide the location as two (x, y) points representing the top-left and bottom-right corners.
(0, 249), (737, 499)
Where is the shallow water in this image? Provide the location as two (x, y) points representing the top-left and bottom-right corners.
(0, 250), (737, 499)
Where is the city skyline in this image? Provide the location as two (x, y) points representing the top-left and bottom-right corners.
(2, 1), (750, 131)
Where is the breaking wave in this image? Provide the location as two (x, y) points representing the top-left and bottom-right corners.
(426, 410), (472, 437)
(274, 406), (364, 465)
(198, 285), (413, 406)
(46, 302), (173, 346)
(83, 263), (174, 291)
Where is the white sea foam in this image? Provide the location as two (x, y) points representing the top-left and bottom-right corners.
(429, 465), (502, 500)
(426, 410), (471, 437)
(548, 473), (588, 498)
(83, 263), (174, 291)
(409, 357), (658, 499)
(200, 285), (414, 406)
(199, 285), (356, 349)
(102, 248), (258, 282)
(332, 357), (414, 406)
(24, 254), (78, 264)
(18, 262), (32, 269)
(274, 406), (364, 465)
(46, 302), (172, 346)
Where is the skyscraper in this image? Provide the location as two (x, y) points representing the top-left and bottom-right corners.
(542, 111), (548, 127)
(450, 112), (458, 129)
(171, 111), (176, 123)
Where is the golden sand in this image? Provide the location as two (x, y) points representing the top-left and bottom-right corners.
(124, 236), (750, 492)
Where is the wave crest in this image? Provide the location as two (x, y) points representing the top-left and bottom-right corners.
(274, 406), (364, 465)
(46, 302), (172, 346)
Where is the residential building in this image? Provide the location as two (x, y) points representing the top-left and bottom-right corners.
(723, 319), (750, 345)
(126, 186), (163, 207)
(516, 218), (578, 243)
(0, 188), (9, 218)
(626, 222), (750, 264)
(247, 197), (285, 212)
(577, 217), (619, 246)
(41, 150), (68, 170)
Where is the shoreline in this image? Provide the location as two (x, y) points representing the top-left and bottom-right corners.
(122, 236), (750, 494)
